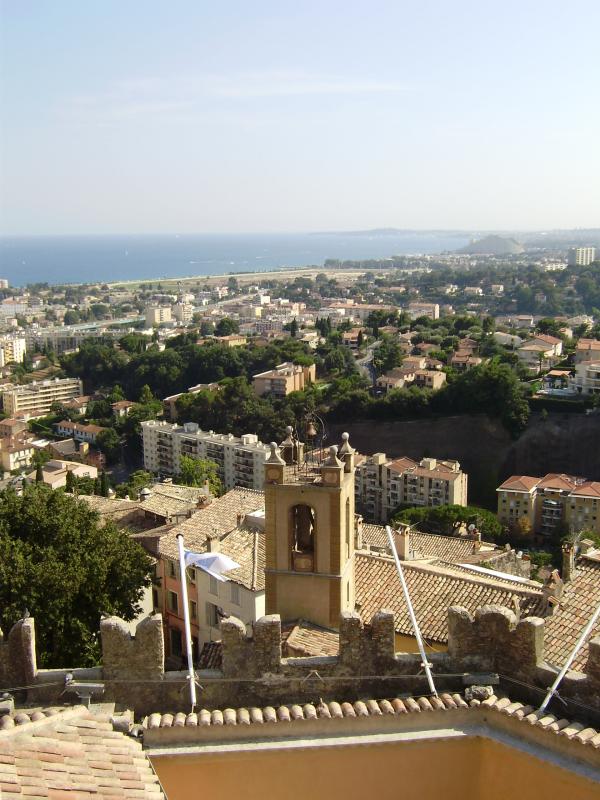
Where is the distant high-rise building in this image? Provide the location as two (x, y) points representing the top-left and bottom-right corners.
(145, 305), (172, 327)
(567, 247), (596, 267)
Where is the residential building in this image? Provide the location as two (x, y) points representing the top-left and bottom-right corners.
(571, 360), (600, 395)
(26, 459), (98, 489)
(252, 362), (316, 397)
(355, 453), (468, 522)
(575, 338), (600, 364)
(111, 400), (136, 418)
(0, 335), (26, 366)
(497, 472), (600, 538)
(214, 334), (247, 348)
(1, 377), (83, 418)
(341, 328), (363, 351)
(412, 369), (447, 390)
(0, 417), (28, 438)
(55, 420), (107, 444)
(171, 303), (193, 323)
(529, 334), (563, 357)
(407, 302), (439, 320)
(450, 352), (483, 371)
(145, 306), (172, 326)
(141, 420), (270, 490)
(0, 437), (35, 473)
(567, 246), (596, 266)
(516, 342), (561, 372)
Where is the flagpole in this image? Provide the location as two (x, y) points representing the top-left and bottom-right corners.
(176, 533), (197, 710)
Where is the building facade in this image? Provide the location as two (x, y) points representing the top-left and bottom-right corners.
(145, 306), (172, 326)
(355, 453), (468, 522)
(0, 335), (26, 366)
(252, 362), (316, 397)
(141, 420), (270, 490)
(1, 377), (83, 418)
(567, 246), (596, 266)
(497, 472), (600, 538)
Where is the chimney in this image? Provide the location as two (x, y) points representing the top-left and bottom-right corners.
(542, 568), (564, 614)
(206, 531), (220, 553)
(236, 512), (244, 527)
(394, 527), (410, 560)
(562, 542), (576, 582)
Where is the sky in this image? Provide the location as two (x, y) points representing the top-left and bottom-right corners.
(1, 0), (599, 235)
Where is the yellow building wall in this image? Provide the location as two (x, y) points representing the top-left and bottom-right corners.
(152, 736), (598, 800)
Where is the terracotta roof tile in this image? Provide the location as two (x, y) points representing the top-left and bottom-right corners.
(0, 706), (164, 798)
(355, 553), (545, 643)
(544, 556), (600, 671)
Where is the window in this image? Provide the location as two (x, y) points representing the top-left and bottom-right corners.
(168, 561), (177, 579)
(209, 575), (219, 597)
(168, 590), (178, 613)
(170, 628), (182, 657)
(190, 600), (197, 620)
(187, 567), (196, 584)
(206, 602), (219, 628)
(152, 588), (159, 611)
(230, 583), (240, 606)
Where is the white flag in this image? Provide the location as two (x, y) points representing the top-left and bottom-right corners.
(184, 549), (240, 582)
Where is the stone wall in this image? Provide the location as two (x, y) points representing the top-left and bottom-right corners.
(2, 609), (600, 723)
(0, 618), (36, 691)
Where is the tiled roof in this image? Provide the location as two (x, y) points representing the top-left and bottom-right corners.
(426, 559), (543, 590)
(537, 473), (581, 491)
(139, 484), (207, 520)
(544, 555), (600, 671)
(159, 488), (265, 560)
(570, 481), (600, 498)
(219, 523), (265, 591)
(498, 475), (539, 492)
(354, 553), (545, 644)
(387, 456), (418, 473)
(0, 704), (165, 798)
(361, 525), (492, 562)
(141, 692), (600, 749)
(282, 620), (339, 657)
(198, 640), (223, 670)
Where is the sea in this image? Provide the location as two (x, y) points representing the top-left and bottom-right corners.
(0, 232), (471, 287)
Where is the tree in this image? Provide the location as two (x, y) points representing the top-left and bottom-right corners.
(0, 484), (154, 667)
(100, 471), (110, 497)
(215, 317), (240, 337)
(65, 469), (75, 493)
(138, 384), (156, 405)
(392, 504), (503, 540)
(95, 428), (121, 465)
(178, 455), (223, 495)
(35, 463), (43, 483)
(289, 317), (298, 338)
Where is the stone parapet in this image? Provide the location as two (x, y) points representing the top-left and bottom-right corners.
(0, 618), (36, 690)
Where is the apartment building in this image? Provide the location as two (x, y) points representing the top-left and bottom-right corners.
(575, 338), (600, 364)
(0, 437), (35, 473)
(171, 303), (193, 323)
(252, 362), (316, 398)
(407, 302), (440, 320)
(497, 472), (600, 538)
(1, 377), (83, 418)
(24, 326), (88, 355)
(141, 420), (270, 491)
(567, 246), (596, 267)
(145, 306), (172, 326)
(570, 360), (600, 396)
(0, 335), (26, 367)
(355, 453), (468, 522)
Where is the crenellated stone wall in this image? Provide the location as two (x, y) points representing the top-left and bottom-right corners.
(2, 609), (600, 721)
(0, 618), (37, 691)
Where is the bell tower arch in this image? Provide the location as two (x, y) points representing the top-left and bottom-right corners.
(264, 431), (356, 630)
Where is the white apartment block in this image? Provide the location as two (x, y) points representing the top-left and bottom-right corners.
(1, 377), (83, 418)
(145, 306), (172, 326)
(171, 303), (194, 323)
(568, 247), (596, 267)
(141, 420), (270, 491)
(355, 453), (468, 523)
(570, 361), (600, 396)
(0, 335), (26, 367)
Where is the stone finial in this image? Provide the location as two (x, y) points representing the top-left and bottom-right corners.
(266, 442), (285, 465)
(338, 432), (354, 456)
(323, 445), (343, 468)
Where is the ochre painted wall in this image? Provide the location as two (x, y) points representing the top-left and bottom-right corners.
(152, 737), (598, 800)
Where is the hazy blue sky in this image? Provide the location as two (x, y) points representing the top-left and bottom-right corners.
(1, 1), (599, 234)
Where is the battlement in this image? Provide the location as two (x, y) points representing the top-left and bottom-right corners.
(2, 608), (600, 720)
(0, 618), (36, 689)
(100, 614), (164, 681)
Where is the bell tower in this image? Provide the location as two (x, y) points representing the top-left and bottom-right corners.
(264, 430), (356, 630)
